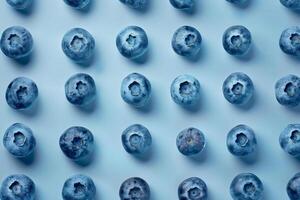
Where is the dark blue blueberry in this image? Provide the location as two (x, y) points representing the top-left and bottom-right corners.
(6, 0), (32, 10)
(119, 177), (150, 200)
(0, 174), (35, 200)
(59, 126), (94, 162)
(120, 73), (151, 108)
(122, 124), (152, 155)
(176, 127), (206, 156)
(275, 75), (300, 107)
(172, 26), (202, 57)
(63, 0), (90, 9)
(116, 26), (148, 59)
(178, 177), (208, 200)
(227, 125), (257, 157)
(226, 0), (248, 5)
(169, 0), (194, 9)
(230, 173), (263, 200)
(279, 124), (300, 157)
(222, 72), (254, 105)
(223, 25), (252, 56)
(119, 0), (147, 9)
(279, 27), (300, 57)
(170, 75), (201, 106)
(3, 123), (36, 158)
(62, 28), (95, 63)
(62, 174), (96, 200)
(6, 77), (38, 110)
(280, 0), (300, 10)
(287, 172), (300, 200)
(65, 73), (96, 106)
(0, 26), (33, 59)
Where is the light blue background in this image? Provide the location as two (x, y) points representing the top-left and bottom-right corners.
(0, 0), (299, 199)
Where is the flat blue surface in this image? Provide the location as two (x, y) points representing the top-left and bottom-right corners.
(0, 0), (299, 199)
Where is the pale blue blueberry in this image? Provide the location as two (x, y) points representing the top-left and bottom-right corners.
(178, 177), (208, 200)
(59, 126), (94, 162)
(119, 0), (148, 9)
(279, 124), (300, 157)
(122, 124), (152, 155)
(280, 0), (300, 10)
(6, 77), (38, 110)
(62, 175), (96, 200)
(0, 174), (35, 200)
(227, 125), (257, 157)
(287, 172), (300, 200)
(3, 123), (36, 158)
(121, 73), (151, 108)
(119, 177), (150, 200)
(222, 72), (254, 105)
(63, 0), (90, 9)
(279, 27), (300, 57)
(65, 73), (96, 106)
(170, 75), (201, 106)
(116, 26), (148, 59)
(6, 0), (32, 10)
(230, 173), (263, 200)
(1, 26), (33, 59)
(176, 127), (206, 156)
(169, 0), (194, 9)
(223, 26), (252, 56)
(275, 75), (300, 107)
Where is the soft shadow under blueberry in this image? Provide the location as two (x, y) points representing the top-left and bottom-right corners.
(284, 104), (300, 113)
(227, 0), (253, 9)
(132, 146), (154, 163)
(233, 44), (255, 62)
(17, 151), (35, 165)
(234, 92), (256, 111)
(11, 51), (35, 67)
(75, 95), (99, 114)
(130, 93), (155, 114)
(15, 99), (40, 117)
(75, 52), (97, 68)
(186, 145), (208, 164)
(123, 0), (152, 14)
(75, 0), (95, 14)
(130, 48), (150, 65)
(74, 150), (95, 167)
(13, 0), (36, 16)
(237, 149), (259, 165)
(181, 47), (205, 63)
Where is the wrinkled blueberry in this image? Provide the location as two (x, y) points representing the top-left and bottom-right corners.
(119, 177), (150, 200)
(119, 0), (147, 9)
(170, 74), (201, 106)
(116, 26), (148, 59)
(122, 124), (152, 155)
(62, 28), (95, 63)
(63, 0), (90, 9)
(230, 173), (264, 200)
(3, 123), (36, 158)
(59, 126), (94, 161)
(169, 0), (194, 9)
(6, 77), (38, 110)
(227, 125), (257, 157)
(222, 72), (254, 105)
(120, 73), (151, 108)
(65, 73), (96, 106)
(62, 174), (96, 200)
(223, 25), (252, 56)
(287, 172), (300, 200)
(275, 74), (300, 107)
(6, 0), (32, 10)
(280, 0), (300, 10)
(279, 27), (300, 57)
(0, 26), (33, 59)
(0, 174), (35, 200)
(176, 127), (206, 156)
(172, 26), (202, 57)
(178, 177), (208, 200)
(279, 124), (300, 157)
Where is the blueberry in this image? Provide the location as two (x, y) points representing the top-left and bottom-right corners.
(63, 0), (90, 9)
(62, 174), (96, 200)
(121, 124), (152, 155)
(227, 125), (257, 157)
(120, 73), (151, 108)
(65, 73), (96, 106)
(279, 124), (300, 157)
(169, 0), (194, 9)
(226, 0), (248, 6)
(230, 173), (263, 200)
(172, 26), (202, 57)
(275, 75), (300, 107)
(6, 77), (38, 110)
(170, 75), (201, 106)
(6, 0), (32, 10)
(287, 172), (300, 200)
(0, 26), (33, 59)
(280, 0), (300, 10)
(279, 27), (300, 57)
(119, 177), (150, 200)
(0, 174), (35, 200)
(62, 28), (95, 63)
(222, 72), (254, 105)
(119, 0), (148, 9)
(59, 126), (94, 162)
(223, 25), (252, 56)
(116, 26), (148, 59)
(176, 127), (206, 156)
(178, 177), (208, 200)
(3, 123), (36, 158)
